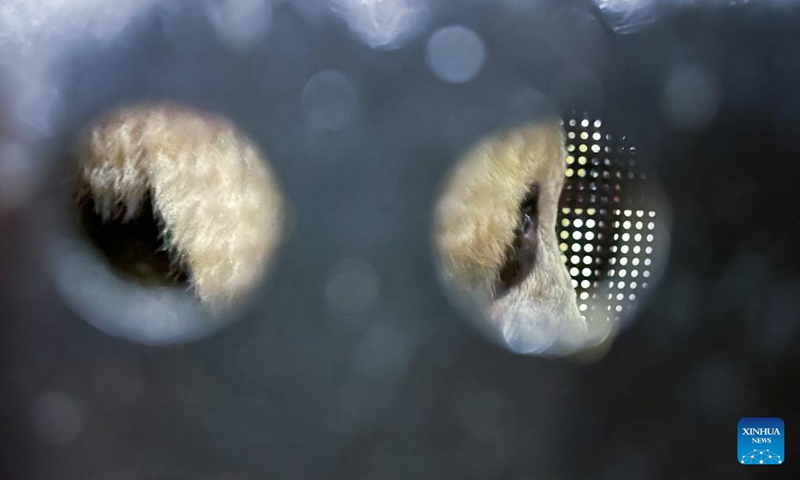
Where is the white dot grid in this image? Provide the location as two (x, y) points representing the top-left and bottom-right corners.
(558, 116), (659, 321)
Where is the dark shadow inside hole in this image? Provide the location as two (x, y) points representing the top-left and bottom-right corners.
(78, 192), (190, 288)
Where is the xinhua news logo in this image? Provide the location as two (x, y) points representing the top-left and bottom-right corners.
(739, 417), (784, 465)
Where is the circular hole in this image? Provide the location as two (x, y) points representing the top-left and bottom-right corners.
(433, 117), (672, 359)
(52, 102), (286, 345)
(433, 121), (611, 357)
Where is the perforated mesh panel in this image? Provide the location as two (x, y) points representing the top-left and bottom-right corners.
(558, 115), (663, 323)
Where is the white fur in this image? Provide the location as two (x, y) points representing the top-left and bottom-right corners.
(434, 121), (588, 353)
(77, 103), (284, 308)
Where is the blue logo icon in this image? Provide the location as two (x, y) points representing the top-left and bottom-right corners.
(738, 418), (784, 465)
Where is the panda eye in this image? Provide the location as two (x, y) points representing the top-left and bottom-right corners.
(497, 185), (540, 296)
(519, 188), (538, 236)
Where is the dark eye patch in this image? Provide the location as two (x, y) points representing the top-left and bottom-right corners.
(496, 184), (539, 297)
(78, 192), (191, 287)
